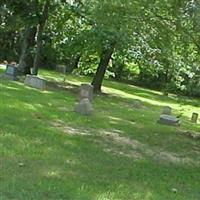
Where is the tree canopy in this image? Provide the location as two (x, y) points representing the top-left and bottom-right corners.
(0, 0), (199, 96)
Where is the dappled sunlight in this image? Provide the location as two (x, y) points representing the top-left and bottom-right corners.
(46, 170), (61, 178)
(51, 119), (92, 136)
(23, 84), (54, 94)
(0, 133), (31, 156)
(22, 103), (38, 111)
(95, 183), (155, 200)
(1, 71), (200, 199)
(0, 85), (21, 91)
(0, 64), (6, 69)
(103, 85), (181, 108)
(49, 116), (200, 166)
(99, 130), (200, 166)
(102, 85), (200, 121)
(110, 80), (162, 95)
(39, 73), (64, 83)
(41, 168), (63, 179)
(65, 79), (87, 87)
(108, 116), (136, 126)
(34, 103), (44, 109)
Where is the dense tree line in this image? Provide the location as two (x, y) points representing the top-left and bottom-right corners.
(0, 0), (199, 96)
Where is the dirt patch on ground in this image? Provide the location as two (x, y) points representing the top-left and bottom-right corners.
(100, 130), (200, 166)
(51, 120), (200, 166)
(51, 119), (92, 136)
(177, 130), (200, 140)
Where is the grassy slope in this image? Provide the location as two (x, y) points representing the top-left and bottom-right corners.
(0, 69), (200, 200)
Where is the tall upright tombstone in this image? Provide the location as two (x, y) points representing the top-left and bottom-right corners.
(74, 84), (94, 115)
(80, 84), (93, 102)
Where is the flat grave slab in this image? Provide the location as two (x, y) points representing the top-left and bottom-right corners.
(158, 114), (180, 126)
(24, 75), (47, 90)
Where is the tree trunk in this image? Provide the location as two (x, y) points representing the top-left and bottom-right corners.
(91, 44), (115, 93)
(18, 26), (37, 75)
(32, 0), (50, 75)
(32, 25), (43, 75)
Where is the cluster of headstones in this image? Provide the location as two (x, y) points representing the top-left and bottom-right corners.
(157, 106), (180, 126)
(1, 64), (199, 121)
(157, 106), (199, 126)
(2, 64), (47, 89)
(2, 63), (94, 115)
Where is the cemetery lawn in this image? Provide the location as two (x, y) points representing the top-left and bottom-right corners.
(0, 69), (200, 200)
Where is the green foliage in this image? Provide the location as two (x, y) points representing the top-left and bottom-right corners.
(0, 0), (200, 96)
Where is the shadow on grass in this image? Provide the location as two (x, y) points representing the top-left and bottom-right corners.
(1, 73), (200, 200)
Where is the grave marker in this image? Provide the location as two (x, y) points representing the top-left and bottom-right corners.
(24, 75), (47, 90)
(162, 106), (172, 115)
(4, 64), (19, 80)
(56, 65), (66, 74)
(191, 113), (198, 123)
(74, 84), (94, 115)
(158, 114), (180, 126)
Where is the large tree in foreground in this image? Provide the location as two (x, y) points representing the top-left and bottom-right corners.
(87, 0), (145, 92)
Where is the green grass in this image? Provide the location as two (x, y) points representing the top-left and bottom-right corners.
(0, 69), (200, 200)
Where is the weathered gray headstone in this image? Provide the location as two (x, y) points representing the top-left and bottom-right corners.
(24, 75), (47, 90)
(74, 98), (93, 115)
(158, 114), (180, 126)
(80, 84), (93, 102)
(74, 84), (94, 115)
(162, 106), (172, 115)
(56, 64), (66, 74)
(3, 64), (19, 80)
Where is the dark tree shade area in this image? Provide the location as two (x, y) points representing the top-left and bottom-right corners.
(0, 0), (200, 96)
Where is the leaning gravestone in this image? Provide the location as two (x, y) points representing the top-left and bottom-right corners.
(74, 84), (94, 115)
(158, 114), (180, 126)
(162, 106), (172, 115)
(24, 75), (47, 90)
(3, 64), (19, 80)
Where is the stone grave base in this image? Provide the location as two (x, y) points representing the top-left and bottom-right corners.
(74, 98), (93, 115)
(0, 74), (18, 81)
(157, 114), (180, 126)
(24, 75), (47, 90)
